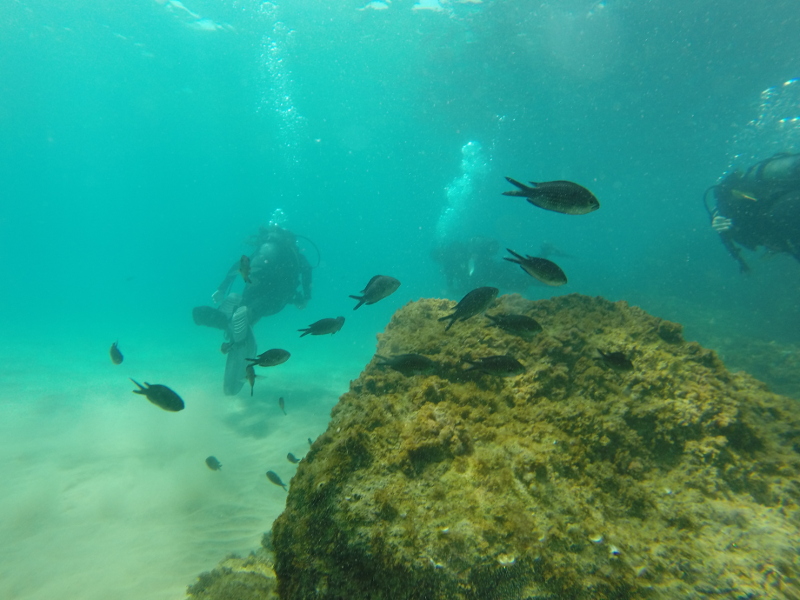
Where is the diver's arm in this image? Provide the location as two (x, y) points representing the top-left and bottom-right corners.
(718, 233), (750, 273)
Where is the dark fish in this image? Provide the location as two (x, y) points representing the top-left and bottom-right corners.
(463, 355), (525, 377)
(505, 248), (567, 287)
(278, 396), (286, 415)
(220, 341), (233, 354)
(597, 350), (634, 371)
(485, 313), (543, 337)
(246, 365), (256, 396)
(503, 177), (600, 215)
(266, 470), (288, 491)
(247, 348), (291, 367)
(299, 316), (345, 337)
(205, 456), (222, 471)
(130, 379), (185, 412)
(307, 437), (313, 446)
(239, 255), (252, 283)
(287, 452), (300, 464)
(350, 275), (401, 309)
(375, 353), (436, 376)
(438, 286), (499, 331)
(109, 342), (123, 365)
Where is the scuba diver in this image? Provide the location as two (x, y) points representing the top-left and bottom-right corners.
(705, 152), (800, 272)
(193, 223), (313, 395)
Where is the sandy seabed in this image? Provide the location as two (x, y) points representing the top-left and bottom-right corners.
(0, 334), (350, 600)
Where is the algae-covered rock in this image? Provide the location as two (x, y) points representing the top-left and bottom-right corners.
(272, 294), (800, 600)
(186, 547), (279, 600)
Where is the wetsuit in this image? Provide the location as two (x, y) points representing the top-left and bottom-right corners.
(710, 153), (800, 270)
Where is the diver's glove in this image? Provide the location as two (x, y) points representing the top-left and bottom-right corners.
(712, 215), (733, 233)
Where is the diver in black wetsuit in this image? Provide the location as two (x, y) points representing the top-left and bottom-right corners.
(193, 224), (312, 396)
(706, 152), (800, 272)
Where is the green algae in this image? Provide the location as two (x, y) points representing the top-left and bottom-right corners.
(271, 294), (800, 600)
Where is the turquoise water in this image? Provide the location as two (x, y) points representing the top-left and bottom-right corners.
(1, 1), (799, 598)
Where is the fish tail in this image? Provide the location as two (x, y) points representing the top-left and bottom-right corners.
(503, 177), (532, 196)
(129, 378), (146, 393)
(349, 295), (366, 310)
(505, 248), (524, 261)
(298, 329), (310, 337)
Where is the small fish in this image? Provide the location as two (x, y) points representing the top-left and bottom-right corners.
(278, 396), (286, 415)
(247, 348), (291, 367)
(266, 470), (288, 491)
(246, 364), (256, 396)
(307, 437), (313, 446)
(463, 355), (526, 377)
(239, 255), (252, 283)
(375, 353), (436, 376)
(485, 313), (543, 337)
(130, 379), (185, 412)
(503, 177), (600, 215)
(109, 341), (123, 365)
(205, 456), (222, 471)
(597, 350), (634, 371)
(350, 275), (401, 309)
(298, 316), (345, 337)
(438, 286), (499, 331)
(505, 248), (567, 287)
(287, 453), (300, 464)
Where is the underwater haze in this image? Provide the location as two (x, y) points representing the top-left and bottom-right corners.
(1, 0), (799, 598)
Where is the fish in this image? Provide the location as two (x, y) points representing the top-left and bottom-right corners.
(307, 437), (313, 446)
(246, 365), (256, 396)
(504, 248), (567, 287)
(205, 456), (222, 471)
(375, 353), (437, 376)
(597, 350), (634, 371)
(287, 452), (300, 464)
(438, 286), (499, 331)
(130, 379), (185, 412)
(463, 355), (526, 377)
(298, 316), (345, 337)
(266, 470), (288, 491)
(278, 396), (286, 415)
(239, 255), (252, 283)
(350, 275), (401, 309)
(502, 177), (600, 215)
(247, 348), (291, 367)
(109, 341), (123, 365)
(485, 313), (543, 337)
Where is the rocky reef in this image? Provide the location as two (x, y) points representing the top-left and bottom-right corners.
(266, 293), (800, 600)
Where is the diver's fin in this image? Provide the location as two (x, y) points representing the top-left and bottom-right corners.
(223, 328), (256, 396)
(192, 306), (229, 329)
(230, 306), (250, 343)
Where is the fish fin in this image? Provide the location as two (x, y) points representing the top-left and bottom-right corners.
(130, 378), (146, 393)
(505, 248), (525, 260)
(527, 181), (539, 186)
(298, 329), (310, 337)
